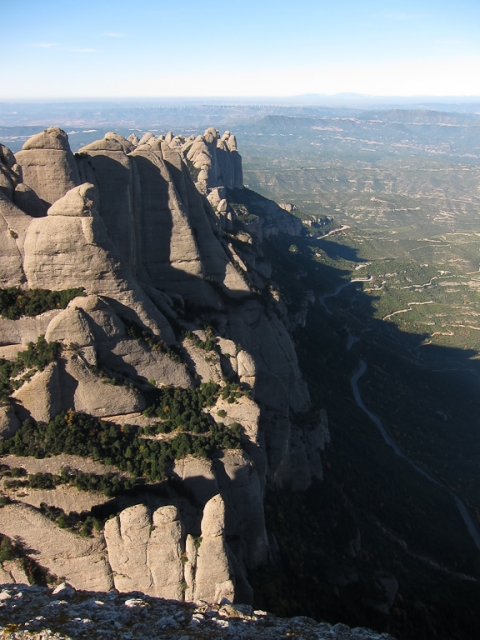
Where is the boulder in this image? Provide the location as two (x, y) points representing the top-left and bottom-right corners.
(52, 582), (75, 599)
(104, 504), (158, 594)
(47, 182), (96, 217)
(207, 187), (226, 209)
(236, 350), (256, 386)
(22, 127), (73, 152)
(194, 494), (234, 603)
(66, 295), (126, 342)
(96, 338), (191, 388)
(148, 506), (185, 600)
(217, 337), (237, 358)
(13, 349), (144, 419)
(0, 148), (22, 201)
(63, 353), (145, 417)
(0, 143), (16, 170)
(15, 127), (80, 206)
(13, 361), (62, 423)
(226, 134), (238, 152)
(186, 129), (243, 190)
(105, 504), (184, 600)
(103, 132), (136, 153)
(127, 133), (140, 146)
(45, 307), (95, 346)
(183, 533), (198, 601)
(138, 132), (154, 145)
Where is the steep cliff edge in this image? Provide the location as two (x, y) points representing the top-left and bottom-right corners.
(0, 127), (328, 604)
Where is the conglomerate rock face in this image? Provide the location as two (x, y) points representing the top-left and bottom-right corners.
(0, 127), (329, 605)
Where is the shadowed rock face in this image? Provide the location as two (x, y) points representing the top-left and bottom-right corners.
(13, 183), (48, 217)
(77, 138), (138, 273)
(0, 192), (30, 287)
(130, 145), (206, 292)
(76, 133), (247, 306)
(0, 127), (328, 605)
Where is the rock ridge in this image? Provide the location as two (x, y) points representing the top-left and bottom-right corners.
(0, 126), (329, 606)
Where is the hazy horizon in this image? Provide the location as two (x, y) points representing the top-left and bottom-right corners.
(2, 94), (480, 103)
(4, 0), (480, 99)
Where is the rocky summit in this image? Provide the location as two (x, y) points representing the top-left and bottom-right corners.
(0, 583), (395, 640)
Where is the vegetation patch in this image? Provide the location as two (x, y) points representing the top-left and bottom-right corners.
(142, 381), (220, 432)
(0, 287), (85, 320)
(124, 320), (183, 363)
(184, 327), (218, 352)
(0, 406), (242, 482)
(142, 380), (248, 433)
(0, 336), (61, 403)
(38, 502), (104, 537)
(4, 467), (142, 498)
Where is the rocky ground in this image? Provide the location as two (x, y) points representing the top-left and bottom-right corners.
(0, 584), (395, 640)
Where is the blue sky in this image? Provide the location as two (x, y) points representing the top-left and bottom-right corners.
(3, 0), (480, 98)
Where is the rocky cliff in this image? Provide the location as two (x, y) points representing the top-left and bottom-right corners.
(0, 127), (328, 604)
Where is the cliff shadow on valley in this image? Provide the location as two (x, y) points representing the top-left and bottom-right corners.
(250, 228), (480, 640)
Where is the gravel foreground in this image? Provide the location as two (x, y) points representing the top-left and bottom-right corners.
(0, 584), (396, 640)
